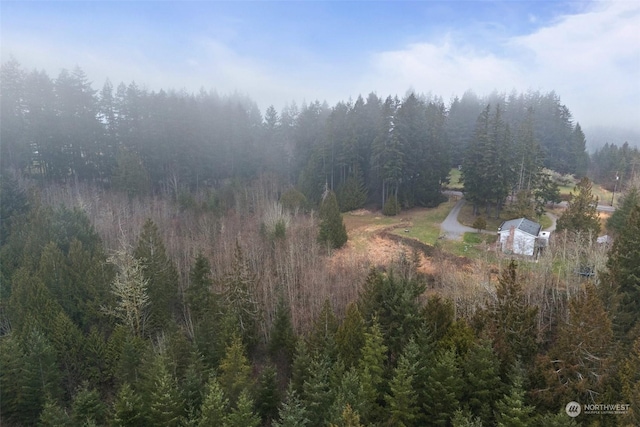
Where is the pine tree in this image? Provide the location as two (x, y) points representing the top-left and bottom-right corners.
(495, 372), (535, 427)
(187, 253), (222, 366)
(197, 376), (228, 427)
(329, 368), (367, 424)
(451, 410), (483, 427)
(330, 404), (364, 427)
(607, 185), (640, 236)
(6, 327), (63, 425)
(357, 318), (387, 425)
(461, 339), (504, 425)
(484, 260), (538, 368)
(336, 302), (366, 369)
(603, 205), (640, 341)
(181, 352), (207, 422)
(134, 218), (180, 332)
(291, 340), (313, 396)
(619, 336), (640, 425)
(570, 123), (589, 177)
(219, 334), (253, 406)
(423, 349), (463, 426)
(385, 339), (420, 427)
(71, 382), (107, 426)
(273, 386), (310, 427)
(372, 96), (403, 210)
(0, 173), (29, 245)
(255, 366), (282, 425)
(422, 295), (454, 342)
(318, 189), (348, 249)
(112, 147), (150, 198)
(0, 335), (24, 424)
(226, 389), (261, 427)
(308, 298), (339, 358)
(222, 241), (259, 347)
(39, 396), (72, 427)
(556, 177), (601, 238)
(358, 269), (424, 358)
(146, 354), (185, 426)
(302, 355), (336, 427)
(535, 284), (613, 407)
(111, 383), (147, 427)
(336, 166), (367, 212)
(268, 295), (297, 368)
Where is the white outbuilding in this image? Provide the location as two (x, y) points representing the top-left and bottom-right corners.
(497, 218), (546, 257)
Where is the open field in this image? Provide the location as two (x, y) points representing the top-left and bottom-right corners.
(341, 201), (496, 268)
(389, 201), (456, 244)
(558, 181), (614, 205)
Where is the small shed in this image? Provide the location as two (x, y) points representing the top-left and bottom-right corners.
(498, 218), (543, 256)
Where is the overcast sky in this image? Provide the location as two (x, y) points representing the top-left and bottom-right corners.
(2, 1), (639, 135)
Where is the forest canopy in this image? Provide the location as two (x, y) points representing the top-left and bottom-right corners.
(2, 58), (640, 426)
(1, 59), (598, 211)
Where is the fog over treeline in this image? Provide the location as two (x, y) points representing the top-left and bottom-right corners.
(2, 58), (638, 208)
(3, 58), (640, 427)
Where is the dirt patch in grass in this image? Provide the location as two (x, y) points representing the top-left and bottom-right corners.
(339, 206), (458, 275)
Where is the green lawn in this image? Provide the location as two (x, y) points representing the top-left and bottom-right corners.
(559, 181), (613, 205)
(390, 201), (456, 244)
(447, 168), (464, 190)
(439, 233), (498, 258)
(458, 203), (553, 231)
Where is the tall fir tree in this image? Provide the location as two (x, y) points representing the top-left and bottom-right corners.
(255, 366), (282, 425)
(556, 177), (601, 238)
(197, 376), (228, 427)
(602, 205), (640, 342)
(482, 260), (538, 369)
(336, 302), (366, 369)
(218, 334), (253, 406)
(535, 284), (613, 408)
(607, 185), (640, 236)
(302, 354), (336, 427)
(357, 317), (387, 425)
(272, 386), (310, 427)
(134, 219), (179, 333)
(318, 189), (348, 249)
(461, 339), (504, 425)
(268, 295), (297, 369)
(385, 339), (421, 427)
(226, 390), (261, 427)
(422, 349), (464, 426)
(495, 371), (535, 427)
(145, 353), (185, 427)
(221, 241), (260, 347)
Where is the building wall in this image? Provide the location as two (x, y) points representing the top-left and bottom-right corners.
(499, 229), (536, 256)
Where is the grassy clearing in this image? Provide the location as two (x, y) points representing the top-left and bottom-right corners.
(446, 168), (464, 190)
(559, 182), (613, 205)
(342, 200), (500, 262)
(458, 203), (553, 231)
(439, 233), (498, 258)
(390, 201), (456, 245)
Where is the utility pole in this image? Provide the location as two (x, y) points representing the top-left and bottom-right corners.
(611, 172), (619, 206)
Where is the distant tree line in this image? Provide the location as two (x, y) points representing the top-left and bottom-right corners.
(590, 142), (640, 191)
(2, 59), (591, 212)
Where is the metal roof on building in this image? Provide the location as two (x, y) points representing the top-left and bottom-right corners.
(498, 217), (542, 237)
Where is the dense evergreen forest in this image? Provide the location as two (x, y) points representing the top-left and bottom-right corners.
(1, 59), (640, 426)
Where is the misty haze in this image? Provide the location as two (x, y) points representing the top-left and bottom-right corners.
(1, 1), (639, 426)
